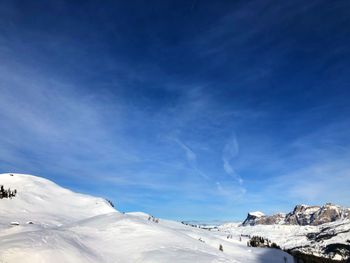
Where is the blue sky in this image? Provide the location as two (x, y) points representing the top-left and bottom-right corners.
(0, 0), (350, 221)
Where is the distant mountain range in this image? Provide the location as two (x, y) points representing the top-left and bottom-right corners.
(242, 203), (350, 226)
(225, 203), (350, 262)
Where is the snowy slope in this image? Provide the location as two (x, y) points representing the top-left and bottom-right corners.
(0, 173), (293, 263)
(0, 173), (115, 225)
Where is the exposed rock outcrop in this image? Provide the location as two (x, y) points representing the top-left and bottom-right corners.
(242, 203), (350, 226)
(285, 204), (321, 225)
(242, 211), (265, 226)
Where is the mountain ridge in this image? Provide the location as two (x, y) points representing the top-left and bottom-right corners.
(242, 203), (350, 226)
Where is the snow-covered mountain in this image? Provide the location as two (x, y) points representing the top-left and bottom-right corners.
(220, 219), (350, 261)
(221, 204), (350, 261)
(242, 204), (350, 226)
(0, 173), (292, 263)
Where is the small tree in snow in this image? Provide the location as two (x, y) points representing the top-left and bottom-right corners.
(219, 244), (223, 252)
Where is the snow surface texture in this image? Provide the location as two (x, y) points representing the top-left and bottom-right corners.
(0, 173), (292, 263)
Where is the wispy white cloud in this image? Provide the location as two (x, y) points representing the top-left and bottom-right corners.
(276, 153), (350, 206)
(215, 181), (246, 202)
(222, 134), (243, 184)
(174, 138), (197, 162)
(0, 60), (141, 179)
(235, 121), (350, 214)
(170, 137), (209, 180)
(0, 48), (235, 214)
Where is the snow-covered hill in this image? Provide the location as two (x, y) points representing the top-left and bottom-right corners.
(0, 173), (292, 263)
(0, 173), (115, 226)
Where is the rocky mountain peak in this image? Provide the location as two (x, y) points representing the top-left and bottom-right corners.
(242, 203), (350, 226)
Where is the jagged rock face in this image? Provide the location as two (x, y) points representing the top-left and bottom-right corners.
(285, 204), (320, 225)
(243, 203), (350, 226)
(258, 213), (286, 225)
(242, 212), (264, 226)
(312, 204), (343, 225)
(242, 212), (285, 226)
